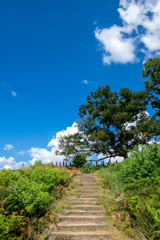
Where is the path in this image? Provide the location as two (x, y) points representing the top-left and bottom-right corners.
(48, 173), (112, 239)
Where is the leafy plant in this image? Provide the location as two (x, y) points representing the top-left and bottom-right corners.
(98, 144), (160, 239)
(80, 162), (101, 173)
(72, 153), (87, 168)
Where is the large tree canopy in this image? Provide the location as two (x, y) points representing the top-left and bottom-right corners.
(143, 55), (160, 117)
(56, 84), (160, 160)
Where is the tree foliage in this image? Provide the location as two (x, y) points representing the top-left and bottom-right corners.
(143, 55), (160, 117)
(57, 85), (160, 160)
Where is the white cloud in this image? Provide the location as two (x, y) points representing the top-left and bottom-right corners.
(11, 91), (17, 97)
(0, 156), (28, 169)
(95, 26), (136, 64)
(17, 150), (27, 155)
(4, 144), (14, 151)
(2, 165), (13, 169)
(95, 0), (160, 64)
(0, 156), (17, 169)
(97, 153), (124, 164)
(0, 156), (15, 166)
(81, 80), (89, 85)
(29, 122), (78, 165)
(47, 122), (78, 148)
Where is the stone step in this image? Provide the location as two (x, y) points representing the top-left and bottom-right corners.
(81, 189), (97, 194)
(71, 202), (100, 205)
(71, 206), (104, 210)
(79, 195), (100, 198)
(60, 211), (106, 215)
(67, 198), (100, 202)
(48, 232), (112, 239)
(53, 223), (109, 230)
(58, 216), (108, 222)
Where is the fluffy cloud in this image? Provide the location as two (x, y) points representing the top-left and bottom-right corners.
(0, 156), (15, 166)
(95, 26), (136, 64)
(0, 156), (26, 169)
(97, 153), (124, 164)
(47, 122), (78, 148)
(29, 122), (78, 165)
(4, 144), (14, 151)
(95, 0), (160, 64)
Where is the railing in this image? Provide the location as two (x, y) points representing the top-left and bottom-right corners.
(49, 160), (106, 167)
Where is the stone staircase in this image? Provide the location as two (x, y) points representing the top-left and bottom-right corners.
(48, 173), (112, 239)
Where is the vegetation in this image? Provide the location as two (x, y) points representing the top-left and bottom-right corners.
(0, 161), (71, 240)
(56, 56), (160, 162)
(143, 55), (160, 117)
(72, 152), (87, 168)
(98, 143), (160, 239)
(1, 56), (160, 239)
(80, 162), (102, 173)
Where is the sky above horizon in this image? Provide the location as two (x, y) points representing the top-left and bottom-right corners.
(1, 0), (160, 168)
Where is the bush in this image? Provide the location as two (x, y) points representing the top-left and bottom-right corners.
(80, 162), (102, 173)
(0, 214), (27, 240)
(0, 162), (71, 239)
(3, 177), (52, 216)
(72, 153), (87, 168)
(98, 144), (160, 239)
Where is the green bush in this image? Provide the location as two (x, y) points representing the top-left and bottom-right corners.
(80, 162), (101, 173)
(98, 144), (160, 239)
(72, 153), (87, 168)
(0, 214), (26, 240)
(3, 177), (52, 216)
(0, 162), (71, 239)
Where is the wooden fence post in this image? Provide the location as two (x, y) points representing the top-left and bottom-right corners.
(63, 161), (64, 167)
(56, 162), (58, 166)
(51, 162), (53, 168)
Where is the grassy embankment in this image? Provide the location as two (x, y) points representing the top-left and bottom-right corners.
(98, 143), (160, 240)
(0, 160), (71, 240)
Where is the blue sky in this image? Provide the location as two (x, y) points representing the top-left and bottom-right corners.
(0, 0), (160, 168)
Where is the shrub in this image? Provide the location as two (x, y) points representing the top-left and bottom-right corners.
(98, 144), (160, 239)
(0, 214), (27, 240)
(3, 177), (52, 216)
(72, 153), (87, 168)
(80, 162), (101, 173)
(0, 162), (71, 239)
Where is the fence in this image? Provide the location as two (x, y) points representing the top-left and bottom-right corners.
(49, 160), (106, 167)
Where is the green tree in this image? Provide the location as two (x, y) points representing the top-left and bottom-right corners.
(143, 55), (160, 117)
(57, 85), (160, 160)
